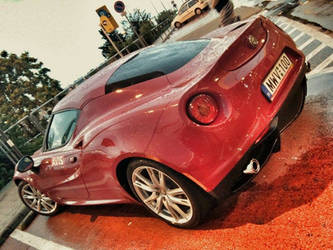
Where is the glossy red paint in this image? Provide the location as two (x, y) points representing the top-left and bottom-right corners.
(14, 16), (306, 207)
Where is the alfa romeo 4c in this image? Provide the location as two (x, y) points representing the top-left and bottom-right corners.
(15, 16), (308, 228)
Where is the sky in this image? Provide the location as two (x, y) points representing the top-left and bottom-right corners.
(0, 0), (186, 88)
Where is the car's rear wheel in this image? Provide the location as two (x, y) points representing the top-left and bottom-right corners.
(174, 22), (181, 29)
(127, 159), (212, 228)
(18, 181), (59, 215)
(195, 8), (202, 15)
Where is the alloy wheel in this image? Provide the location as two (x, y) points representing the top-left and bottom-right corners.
(20, 183), (58, 215)
(131, 166), (193, 224)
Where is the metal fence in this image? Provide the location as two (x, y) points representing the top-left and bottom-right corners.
(0, 17), (175, 166)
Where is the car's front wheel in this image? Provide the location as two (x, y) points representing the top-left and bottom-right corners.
(127, 159), (212, 228)
(195, 8), (202, 15)
(18, 181), (59, 215)
(174, 22), (181, 29)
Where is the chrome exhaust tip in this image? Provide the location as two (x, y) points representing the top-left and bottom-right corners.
(243, 159), (261, 174)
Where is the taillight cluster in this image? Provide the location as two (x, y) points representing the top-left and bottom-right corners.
(187, 94), (218, 125)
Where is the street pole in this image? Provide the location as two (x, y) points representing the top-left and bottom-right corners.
(124, 14), (147, 47)
(115, 32), (130, 54)
(150, 0), (160, 16)
(100, 25), (124, 58)
(159, 0), (168, 11)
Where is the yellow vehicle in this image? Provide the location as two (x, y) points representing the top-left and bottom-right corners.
(172, 0), (209, 29)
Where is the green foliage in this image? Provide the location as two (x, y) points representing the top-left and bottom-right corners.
(0, 51), (63, 128)
(156, 9), (177, 26)
(0, 51), (61, 190)
(98, 8), (176, 59)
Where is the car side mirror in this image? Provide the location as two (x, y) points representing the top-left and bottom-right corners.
(17, 156), (36, 173)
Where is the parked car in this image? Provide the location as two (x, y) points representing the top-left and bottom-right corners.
(15, 16), (308, 228)
(172, 0), (209, 28)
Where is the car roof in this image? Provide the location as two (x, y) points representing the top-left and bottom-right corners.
(52, 52), (140, 113)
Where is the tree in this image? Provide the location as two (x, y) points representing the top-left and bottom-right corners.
(156, 9), (177, 26)
(0, 51), (62, 190)
(98, 9), (157, 59)
(0, 51), (62, 129)
(98, 29), (128, 59)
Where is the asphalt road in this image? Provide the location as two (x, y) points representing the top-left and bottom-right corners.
(2, 13), (333, 250)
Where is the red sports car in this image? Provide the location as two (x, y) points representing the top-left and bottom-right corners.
(14, 16), (307, 228)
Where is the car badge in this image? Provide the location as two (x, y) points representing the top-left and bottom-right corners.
(247, 35), (259, 49)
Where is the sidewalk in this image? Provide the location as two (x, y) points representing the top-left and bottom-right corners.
(290, 0), (333, 32)
(0, 182), (29, 245)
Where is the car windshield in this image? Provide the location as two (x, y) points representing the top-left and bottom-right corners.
(188, 0), (198, 8)
(178, 4), (188, 14)
(46, 110), (79, 150)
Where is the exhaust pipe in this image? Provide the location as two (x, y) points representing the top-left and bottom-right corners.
(243, 159), (261, 174)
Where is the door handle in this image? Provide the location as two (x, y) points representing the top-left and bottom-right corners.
(69, 156), (77, 163)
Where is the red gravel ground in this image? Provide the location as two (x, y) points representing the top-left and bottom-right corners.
(2, 97), (333, 250)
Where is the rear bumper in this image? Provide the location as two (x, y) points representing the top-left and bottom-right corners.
(210, 65), (307, 200)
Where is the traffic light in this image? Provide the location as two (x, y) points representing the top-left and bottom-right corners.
(96, 5), (118, 33)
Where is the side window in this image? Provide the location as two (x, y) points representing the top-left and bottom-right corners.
(188, 0), (198, 8)
(179, 5), (188, 14)
(46, 110), (79, 150)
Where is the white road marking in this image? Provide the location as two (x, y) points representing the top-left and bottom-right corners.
(272, 17), (333, 75)
(298, 37), (315, 50)
(10, 229), (73, 250)
(306, 44), (326, 61)
(286, 27), (297, 35)
(292, 31), (304, 42)
(309, 54), (333, 75)
(277, 16), (333, 47)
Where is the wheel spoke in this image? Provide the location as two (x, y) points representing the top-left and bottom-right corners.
(23, 195), (36, 200)
(23, 190), (34, 196)
(134, 180), (157, 193)
(41, 198), (54, 208)
(144, 192), (158, 203)
(167, 195), (191, 207)
(167, 197), (188, 219)
(163, 198), (179, 221)
(41, 201), (51, 211)
(134, 172), (152, 187)
(30, 198), (37, 209)
(36, 200), (41, 212)
(158, 171), (165, 189)
(147, 168), (159, 186)
(167, 187), (184, 196)
(155, 196), (163, 214)
(29, 186), (37, 195)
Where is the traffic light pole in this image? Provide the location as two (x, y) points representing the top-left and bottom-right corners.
(100, 25), (124, 58)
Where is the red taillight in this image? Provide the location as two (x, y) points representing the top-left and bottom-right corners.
(187, 94), (218, 125)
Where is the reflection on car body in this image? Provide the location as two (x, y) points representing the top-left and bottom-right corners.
(172, 0), (210, 28)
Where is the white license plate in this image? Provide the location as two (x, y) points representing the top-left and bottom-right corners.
(261, 53), (293, 101)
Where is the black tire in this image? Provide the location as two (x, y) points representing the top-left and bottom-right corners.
(174, 22), (182, 29)
(18, 181), (59, 216)
(195, 8), (202, 15)
(126, 159), (213, 228)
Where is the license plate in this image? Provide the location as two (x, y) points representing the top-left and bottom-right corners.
(261, 53), (293, 101)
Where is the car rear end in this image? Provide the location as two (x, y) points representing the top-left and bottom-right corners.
(211, 16), (308, 197)
(147, 16), (307, 199)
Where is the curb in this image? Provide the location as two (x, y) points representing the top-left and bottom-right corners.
(17, 211), (37, 231)
(0, 206), (30, 246)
